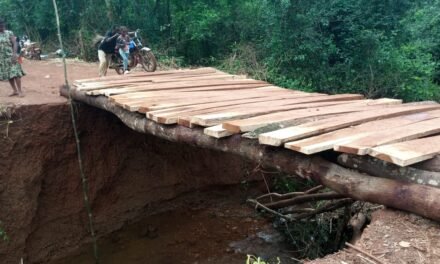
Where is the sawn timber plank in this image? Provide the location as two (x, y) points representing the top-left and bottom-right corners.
(122, 89), (320, 112)
(78, 73), (242, 90)
(369, 135), (440, 166)
(109, 86), (285, 102)
(118, 89), (283, 111)
(139, 92), (320, 115)
(257, 103), (440, 146)
(223, 99), (404, 135)
(88, 81), (269, 96)
(141, 92), (322, 112)
(204, 125), (234, 138)
(144, 93), (358, 117)
(189, 94), (365, 127)
(74, 67), (218, 87)
(334, 117), (440, 155)
(149, 99), (358, 125)
(114, 88), (317, 106)
(284, 110), (440, 154)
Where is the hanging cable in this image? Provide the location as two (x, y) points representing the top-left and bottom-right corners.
(51, 0), (99, 263)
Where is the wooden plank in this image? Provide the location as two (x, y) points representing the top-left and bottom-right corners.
(139, 92), (307, 114)
(110, 85), (310, 102)
(149, 98), (363, 125)
(110, 85), (282, 101)
(103, 83), (272, 99)
(334, 117), (440, 155)
(119, 90), (273, 111)
(284, 110), (440, 154)
(78, 73), (241, 90)
(144, 93), (354, 117)
(180, 106), (341, 129)
(136, 91), (324, 112)
(88, 80), (269, 96)
(76, 72), (232, 90)
(141, 92), (318, 112)
(223, 99), (404, 135)
(150, 100), (351, 124)
(176, 116), (194, 128)
(113, 87), (314, 105)
(109, 85), (287, 102)
(117, 87), (311, 111)
(257, 103), (440, 146)
(90, 83), (269, 97)
(190, 94), (366, 127)
(84, 78), (265, 94)
(240, 115), (346, 140)
(369, 135), (440, 167)
(74, 67), (218, 86)
(204, 125), (234, 138)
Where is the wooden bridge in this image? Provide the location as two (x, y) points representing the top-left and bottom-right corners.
(64, 67), (440, 221)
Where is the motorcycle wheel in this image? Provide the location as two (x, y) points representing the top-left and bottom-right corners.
(33, 51), (41, 60)
(140, 50), (157, 72)
(112, 55), (125, 75)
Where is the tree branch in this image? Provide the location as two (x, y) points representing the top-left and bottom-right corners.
(264, 192), (346, 209)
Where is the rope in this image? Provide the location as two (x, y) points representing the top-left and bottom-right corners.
(51, 0), (99, 263)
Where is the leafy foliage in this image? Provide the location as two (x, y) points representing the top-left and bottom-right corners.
(246, 255), (281, 264)
(0, 0), (439, 101)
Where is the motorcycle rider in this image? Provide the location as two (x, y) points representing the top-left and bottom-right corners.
(98, 25), (120, 77)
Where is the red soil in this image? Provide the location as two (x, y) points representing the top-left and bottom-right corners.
(0, 58), (113, 105)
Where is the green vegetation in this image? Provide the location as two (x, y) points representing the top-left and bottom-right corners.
(1, 0), (439, 101)
(0, 221), (8, 242)
(270, 175), (353, 260)
(246, 255), (281, 264)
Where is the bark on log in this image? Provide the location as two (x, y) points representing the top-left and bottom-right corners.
(338, 154), (440, 188)
(60, 87), (440, 222)
(413, 155), (440, 172)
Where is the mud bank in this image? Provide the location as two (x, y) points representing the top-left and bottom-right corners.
(0, 103), (257, 264)
(55, 187), (286, 264)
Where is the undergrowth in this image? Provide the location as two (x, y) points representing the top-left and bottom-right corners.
(258, 174), (355, 261)
(246, 255), (281, 264)
(278, 176), (352, 260)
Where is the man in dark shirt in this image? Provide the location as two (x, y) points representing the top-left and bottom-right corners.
(98, 26), (119, 77)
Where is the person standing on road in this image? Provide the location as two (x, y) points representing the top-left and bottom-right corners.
(0, 18), (25, 97)
(98, 25), (120, 77)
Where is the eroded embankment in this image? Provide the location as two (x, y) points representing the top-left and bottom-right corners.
(0, 103), (257, 264)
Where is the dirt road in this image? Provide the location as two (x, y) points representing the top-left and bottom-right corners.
(0, 59), (116, 105)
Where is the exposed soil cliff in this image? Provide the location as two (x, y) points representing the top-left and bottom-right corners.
(0, 103), (256, 264)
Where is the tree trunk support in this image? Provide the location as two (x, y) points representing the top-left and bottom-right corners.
(338, 154), (440, 188)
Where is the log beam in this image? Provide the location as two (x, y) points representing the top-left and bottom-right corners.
(60, 87), (440, 222)
(337, 154), (440, 188)
(414, 155), (440, 172)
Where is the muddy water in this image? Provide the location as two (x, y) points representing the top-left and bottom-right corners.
(55, 188), (290, 264)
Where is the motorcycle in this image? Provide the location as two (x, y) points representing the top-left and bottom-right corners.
(109, 30), (157, 74)
(19, 36), (42, 60)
